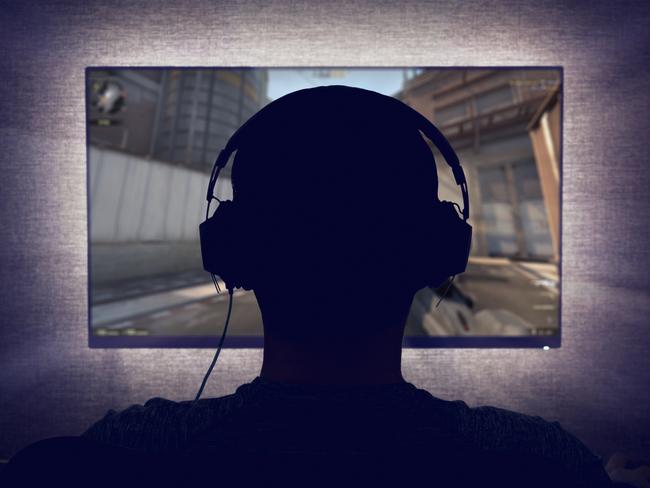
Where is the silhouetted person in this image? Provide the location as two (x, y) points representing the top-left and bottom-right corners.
(3, 86), (615, 487)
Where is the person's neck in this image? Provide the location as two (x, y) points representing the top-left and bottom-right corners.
(260, 326), (406, 386)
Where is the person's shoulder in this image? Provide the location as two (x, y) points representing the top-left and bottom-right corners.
(80, 394), (235, 453)
(80, 397), (184, 450)
(407, 387), (611, 485)
(453, 402), (611, 486)
(456, 403), (587, 456)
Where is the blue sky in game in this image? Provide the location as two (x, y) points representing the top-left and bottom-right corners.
(267, 68), (415, 100)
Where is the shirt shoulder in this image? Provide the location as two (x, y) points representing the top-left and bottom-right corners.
(81, 397), (184, 451)
(80, 382), (260, 454)
(81, 396), (234, 453)
(449, 401), (611, 486)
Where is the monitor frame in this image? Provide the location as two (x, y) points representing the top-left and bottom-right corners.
(86, 65), (563, 349)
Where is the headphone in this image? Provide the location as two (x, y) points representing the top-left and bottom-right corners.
(192, 86), (472, 402)
(200, 87), (472, 292)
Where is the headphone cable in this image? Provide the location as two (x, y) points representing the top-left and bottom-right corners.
(192, 276), (233, 403)
(435, 275), (455, 308)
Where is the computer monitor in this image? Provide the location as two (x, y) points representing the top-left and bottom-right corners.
(87, 67), (562, 348)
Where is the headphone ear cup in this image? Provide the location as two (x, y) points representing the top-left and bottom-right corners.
(200, 201), (253, 290)
(418, 201), (472, 289)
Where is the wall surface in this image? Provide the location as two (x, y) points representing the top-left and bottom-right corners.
(88, 146), (232, 283)
(1, 0), (649, 461)
(89, 145), (232, 244)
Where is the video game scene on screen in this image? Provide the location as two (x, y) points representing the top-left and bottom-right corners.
(87, 67), (561, 342)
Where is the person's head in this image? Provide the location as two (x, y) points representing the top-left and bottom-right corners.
(204, 85), (468, 347)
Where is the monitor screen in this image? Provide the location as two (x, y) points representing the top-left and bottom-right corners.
(87, 67), (561, 348)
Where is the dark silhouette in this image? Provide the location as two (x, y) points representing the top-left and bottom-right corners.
(2, 86), (615, 486)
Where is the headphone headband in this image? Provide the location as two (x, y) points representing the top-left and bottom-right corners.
(405, 106), (470, 221)
(206, 88), (470, 222)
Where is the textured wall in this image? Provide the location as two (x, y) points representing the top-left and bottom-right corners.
(1, 0), (649, 461)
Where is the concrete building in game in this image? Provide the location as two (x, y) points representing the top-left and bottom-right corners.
(87, 69), (269, 285)
(88, 68), (269, 173)
(151, 69), (268, 174)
